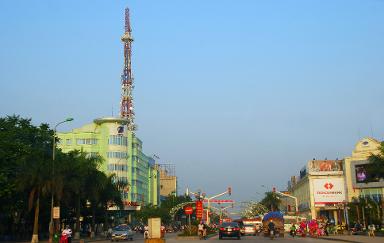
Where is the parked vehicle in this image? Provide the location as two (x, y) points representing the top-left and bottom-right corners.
(219, 222), (241, 240)
(111, 224), (134, 241)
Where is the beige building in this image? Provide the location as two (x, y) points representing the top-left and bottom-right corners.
(290, 159), (346, 222)
(289, 137), (384, 224)
(344, 137), (383, 201)
(157, 164), (178, 199)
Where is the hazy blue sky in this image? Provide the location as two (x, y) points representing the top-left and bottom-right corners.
(1, 0), (383, 204)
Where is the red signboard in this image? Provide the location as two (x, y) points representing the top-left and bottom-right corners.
(184, 206), (193, 215)
(196, 201), (203, 219)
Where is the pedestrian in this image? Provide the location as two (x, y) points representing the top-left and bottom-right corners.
(198, 222), (204, 239)
(202, 223), (208, 240)
(161, 224), (166, 238)
(62, 225), (72, 243)
(368, 224), (375, 237)
(144, 225), (149, 239)
(88, 224), (92, 238)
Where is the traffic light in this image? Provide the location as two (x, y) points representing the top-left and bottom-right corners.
(228, 187), (232, 196)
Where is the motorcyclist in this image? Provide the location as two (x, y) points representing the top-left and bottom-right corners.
(290, 224), (296, 237)
(268, 219), (275, 238)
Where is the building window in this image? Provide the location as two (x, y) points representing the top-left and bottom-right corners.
(76, 138), (98, 145)
(107, 151), (128, 159)
(108, 135), (128, 146)
(66, 139), (72, 145)
(108, 164), (128, 171)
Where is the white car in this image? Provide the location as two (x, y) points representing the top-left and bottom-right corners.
(243, 224), (256, 236)
(111, 224), (134, 241)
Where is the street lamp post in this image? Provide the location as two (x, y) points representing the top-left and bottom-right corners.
(274, 190), (298, 214)
(49, 118), (73, 243)
(205, 187), (231, 225)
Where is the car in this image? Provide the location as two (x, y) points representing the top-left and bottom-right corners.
(219, 222), (241, 240)
(243, 224), (256, 236)
(111, 224), (134, 241)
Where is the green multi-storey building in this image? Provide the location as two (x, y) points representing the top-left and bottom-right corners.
(57, 117), (160, 209)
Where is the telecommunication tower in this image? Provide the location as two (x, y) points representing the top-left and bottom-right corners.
(120, 8), (136, 131)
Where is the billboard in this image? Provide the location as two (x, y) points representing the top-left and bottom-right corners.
(351, 160), (384, 188)
(308, 160), (343, 175)
(313, 178), (346, 205)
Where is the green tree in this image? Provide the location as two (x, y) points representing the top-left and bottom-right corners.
(368, 141), (384, 180)
(0, 116), (54, 242)
(0, 115), (125, 241)
(260, 192), (281, 212)
(99, 174), (124, 230)
(241, 201), (268, 218)
(62, 150), (102, 238)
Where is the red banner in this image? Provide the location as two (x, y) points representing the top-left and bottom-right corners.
(196, 201), (203, 219)
(203, 199), (234, 203)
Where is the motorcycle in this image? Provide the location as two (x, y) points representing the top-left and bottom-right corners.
(269, 229), (274, 240)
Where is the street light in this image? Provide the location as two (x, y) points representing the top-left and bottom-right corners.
(49, 118), (73, 243)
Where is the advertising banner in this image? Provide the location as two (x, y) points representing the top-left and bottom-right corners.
(196, 201), (203, 219)
(352, 162), (384, 188)
(313, 178), (346, 204)
(308, 160), (343, 175)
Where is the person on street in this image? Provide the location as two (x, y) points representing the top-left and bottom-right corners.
(202, 223), (208, 240)
(368, 224), (376, 237)
(144, 225), (149, 239)
(290, 224), (296, 237)
(60, 226), (72, 243)
(268, 219), (275, 237)
(161, 225), (166, 238)
(198, 222), (204, 240)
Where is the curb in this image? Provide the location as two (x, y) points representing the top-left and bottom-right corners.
(176, 233), (217, 240)
(318, 237), (361, 243)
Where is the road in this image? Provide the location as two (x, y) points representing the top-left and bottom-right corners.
(90, 232), (382, 243)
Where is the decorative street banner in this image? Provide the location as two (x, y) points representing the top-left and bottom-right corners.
(202, 199), (234, 203)
(313, 178), (346, 204)
(196, 201), (203, 219)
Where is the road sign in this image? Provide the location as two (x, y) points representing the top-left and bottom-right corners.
(184, 206), (193, 215)
(53, 207), (60, 219)
(196, 201), (203, 219)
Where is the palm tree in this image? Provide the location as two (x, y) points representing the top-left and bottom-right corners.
(16, 123), (53, 243)
(368, 141), (384, 180)
(260, 192), (281, 212)
(99, 174), (124, 231)
(63, 150), (101, 239)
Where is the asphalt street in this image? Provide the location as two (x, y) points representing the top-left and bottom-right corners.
(87, 233), (383, 243)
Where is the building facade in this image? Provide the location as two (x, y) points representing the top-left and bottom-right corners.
(288, 137), (384, 225)
(57, 117), (160, 209)
(289, 160), (346, 223)
(344, 138), (383, 202)
(156, 164), (178, 200)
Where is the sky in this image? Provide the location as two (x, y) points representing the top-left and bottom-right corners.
(1, 0), (384, 205)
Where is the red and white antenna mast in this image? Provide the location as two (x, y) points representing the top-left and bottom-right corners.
(120, 8), (136, 131)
